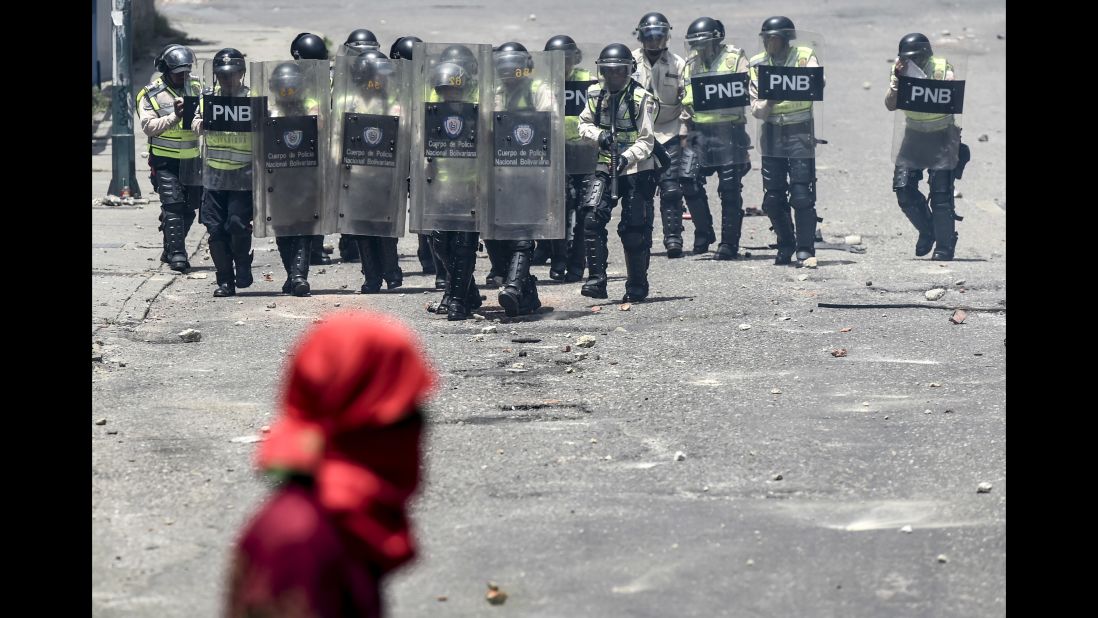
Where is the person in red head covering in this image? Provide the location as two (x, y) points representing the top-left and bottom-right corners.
(225, 311), (435, 618)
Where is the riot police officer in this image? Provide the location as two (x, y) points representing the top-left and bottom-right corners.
(136, 44), (203, 273)
(192, 48), (254, 297)
(390, 35), (440, 280)
(545, 34), (592, 282)
(749, 16), (822, 265)
(578, 43), (658, 302)
(491, 42), (555, 316)
(632, 12), (712, 257)
(886, 33), (969, 261)
(682, 17), (752, 260)
(289, 33), (337, 266)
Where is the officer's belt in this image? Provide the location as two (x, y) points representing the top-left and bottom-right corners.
(764, 109), (813, 125)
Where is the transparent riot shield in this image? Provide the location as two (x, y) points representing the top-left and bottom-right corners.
(177, 60), (207, 186)
(751, 31), (825, 159)
(563, 42), (602, 176)
(481, 49), (566, 240)
(891, 42), (968, 172)
(683, 42), (752, 168)
(199, 58), (255, 192)
(409, 42), (494, 233)
(331, 54), (411, 237)
(250, 59), (335, 238)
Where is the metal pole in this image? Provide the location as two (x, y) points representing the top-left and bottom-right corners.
(108, 0), (141, 197)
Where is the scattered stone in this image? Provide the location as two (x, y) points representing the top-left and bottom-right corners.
(779, 316), (791, 321)
(770, 388), (782, 394)
(929, 382), (942, 387)
(472, 334), (487, 342)
(437, 596), (448, 602)
(925, 288), (947, 301)
(797, 274), (808, 281)
(234, 320), (246, 326)
(95, 419), (107, 426)
(954, 279), (966, 287)
(575, 352), (589, 361)
(603, 455), (612, 461)
(862, 81), (871, 89)
(831, 348), (848, 358)
(619, 303), (631, 311)
(977, 482), (993, 494)
(473, 314), (486, 321)
(528, 13), (536, 20)
(512, 337), (541, 343)
(844, 235), (862, 245)
(941, 29), (950, 35)
(260, 426), (270, 433)
(590, 438), (598, 444)
(953, 190), (963, 199)
(576, 335), (597, 348)
(229, 435), (262, 444)
(591, 305), (602, 313)
(178, 329), (202, 343)
(862, 402), (870, 407)
(517, 350), (527, 357)
(840, 327), (852, 333)
(614, 327), (628, 333)
(996, 33), (1004, 39)
(772, 473), (783, 481)
(565, 367), (575, 373)
(866, 281), (872, 286)
(561, 344), (572, 352)
(900, 525), (913, 533)
(746, 559), (755, 566)
(481, 325), (498, 334)
(674, 451), (687, 462)
(266, 302), (276, 309)
(977, 134), (988, 142)
(486, 582), (508, 605)
(738, 323), (752, 330)
(186, 273), (208, 279)
(236, 301), (244, 304)
(924, 409), (933, 415)
(950, 309), (967, 325)
(802, 257), (818, 268)
(937, 554), (949, 564)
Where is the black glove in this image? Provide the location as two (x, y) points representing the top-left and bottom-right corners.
(615, 156), (630, 175)
(598, 131), (613, 150)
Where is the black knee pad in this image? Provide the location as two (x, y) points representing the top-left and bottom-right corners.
(680, 178), (705, 199)
(658, 178), (683, 203)
(761, 191), (787, 214)
(894, 184), (925, 210)
(155, 173), (186, 205)
(789, 183), (815, 210)
(893, 166), (923, 191)
(788, 158), (816, 185)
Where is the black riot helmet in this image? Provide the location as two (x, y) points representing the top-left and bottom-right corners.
(430, 61), (471, 101)
(351, 49), (395, 89)
(344, 29), (380, 55)
(269, 62), (305, 101)
(440, 44), (479, 77)
(898, 33), (933, 65)
(495, 41), (534, 81)
(390, 35), (422, 60)
(213, 48), (246, 75)
(545, 34), (581, 71)
(760, 16), (796, 41)
(290, 33), (329, 60)
(686, 17), (725, 48)
(595, 43), (636, 92)
(634, 12), (672, 51)
(156, 44), (196, 75)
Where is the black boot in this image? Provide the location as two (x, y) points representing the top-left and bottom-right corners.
(686, 196), (716, 254)
(430, 232), (451, 301)
(289, 236), (312, 296)
(659, 200), (684, 258)
(581, 230), (608, 299)
(767, 205), (795, 265)
(484, 239), (508, 287)
(622, 248), (650, 302)
(356, 237), (382, 293)
(714, 200), (744, 261)
(417, 234), (436, 274)
(931, 209), (958, 261)
(531, 240), (551, 266)
(793, 207), (819, 261)
(162, 210), (190, 272)
(209, 237), (236, 297)
(499, 245), (533, 317)
(230, 234), (254, 288)
(276, 237), (294, 293)
(549, 239), (568, 281)
(900, 201), (936, 257)
(521, 274), (542, 314)
(447, 235), (478, 320)
(379, 237), (403, 289)
(309, 235), (331, 265)
(565, 220), (586, 282)
(338, 234), (360, 263)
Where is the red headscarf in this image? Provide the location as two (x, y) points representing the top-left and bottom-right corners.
(257, 311), (435, 573)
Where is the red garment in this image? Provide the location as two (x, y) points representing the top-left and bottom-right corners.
(227, 311), (435, 618)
